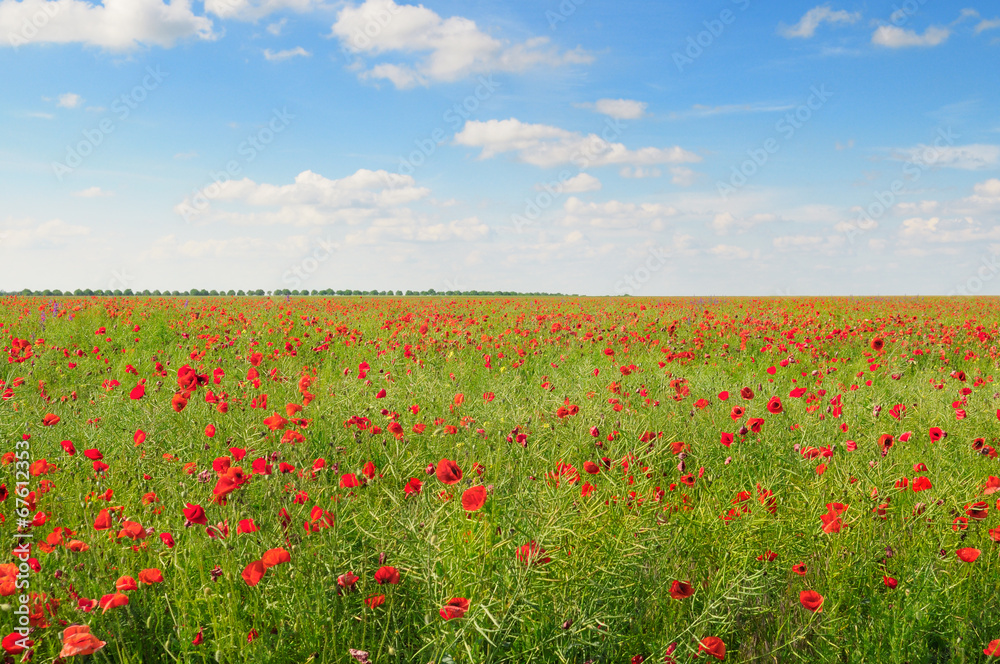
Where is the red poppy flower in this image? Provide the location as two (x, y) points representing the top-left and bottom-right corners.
(436, 458), (463, 484)
(374, 566), (400, 584)
(183, 503), (208, 526)
(237, 519), (258, 534)
(340, 473), (360, 488)
(516, 541), (551, 566)
(883, 575), (898, 589)
(205, 424), (216, 438)
(365, 594), (385, 609)
(93, 509), (112, 530)
(59, 625), (106, 657)
(171, 393), (188, 412)
(758, 550), (777, 562)
(928, 427), (946, 442)
(766, 397), (783, 414)
(912, 476), (932, 492)
(792, 563), (807, 576)
(747, 417), (764, 433)
(160, 532), (175, 548)
(41, 413), (60, 426)
(2, 632), (32, 655)
(956, 548), (981, 563)
(115, 576), (138, 592)
(669, 580), (694, 599)
(985, 640), (1000, 657)
(138, 568), (164, 584)
(461, 486), (487, 512)
(130, 383), (145, 400)
(99, 592), (129, 614)
(799, 590), (823, 612)
(965, 502), (988, 520)
(698, 636), (726, 661)
(134, 429), (146, 446)
(729, 406), (745, 421)
(720, 432), (734, 447)
(242, 560), (265, 586)
(263, 413), (288, 431)
(262, 547), (291, 569)
(740, 387), (754, 400)
(404, 478), (423, 495)
(440, 597), (470, 620)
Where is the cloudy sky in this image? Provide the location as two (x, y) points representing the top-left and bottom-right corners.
(1, 0), (998, 295)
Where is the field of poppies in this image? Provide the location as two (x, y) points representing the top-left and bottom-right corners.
(2, 295), (1000, 663)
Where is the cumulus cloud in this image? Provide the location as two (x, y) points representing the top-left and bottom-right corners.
(558, 197), (677, 230)
(345, 215), (488, 244)
(892, 144), (1000, 170)
(330, 0), (592, 88)
(204, 0), (322, 21)
(707, 244), (752, 260)
(263, 46), (310, 61)
(56, 92), (82, 108)
(73, 186), (112, 197)
(454, 118), (700, 169)
(574, 98), (647, 120)
(537, 173), (601, 193)
(0, 217), (90, 249)
(0, 0), (215, 50)
(778, 5), (860, 38)
(872, 25), (950, 48)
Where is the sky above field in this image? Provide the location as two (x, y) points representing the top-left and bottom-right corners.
(1, 0), (999, 296)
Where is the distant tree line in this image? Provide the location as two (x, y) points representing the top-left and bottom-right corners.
(0, 288), (569, 297)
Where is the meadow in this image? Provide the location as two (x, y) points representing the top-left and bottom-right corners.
(2, 295), (1000, 663)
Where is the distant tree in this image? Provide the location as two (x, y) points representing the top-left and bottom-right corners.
(123, 289), (134, 296)
(210, 290), (219, 296)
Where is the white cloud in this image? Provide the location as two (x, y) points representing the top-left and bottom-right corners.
(143, 233), (312, 261)
(204, 0), (322, 21)
(263, 46), (310, 61)
(558, 197), (677, 230)
(668, 102), (795, 120)
(772, 234), (845, 254)
(778, 6), (860, 38)
(872, 25), (950, 48)
(899, 216), (1000, 243)
(56, 92), (82, 108)
(174, 151), (199, 159)
(541, 172), (601, 193)
(266, 18), (287, 35)
(0, 0), (215, 50)
(574, 98), (647, 120)
(892, 144), (1000, 170)
(974, 178), (1000, 198)
(620, 167), (660, 179)
(670, 167), (697, 187)
(177, 169), (430, 226)
(345, 216), (488, 244)
(710, 212), (778, 235)
(0, 217), (90, 249)
(707, 244), (751, 260)
(331, 0), (592, 88)
(975, 18), (1000, 34)
(73, 186), (111, 198)
(454, 118), (700, 169)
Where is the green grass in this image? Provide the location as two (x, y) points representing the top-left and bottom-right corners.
(1, 295), (999, 663)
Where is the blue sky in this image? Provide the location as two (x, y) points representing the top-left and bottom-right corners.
(1, 0), (998, 295)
